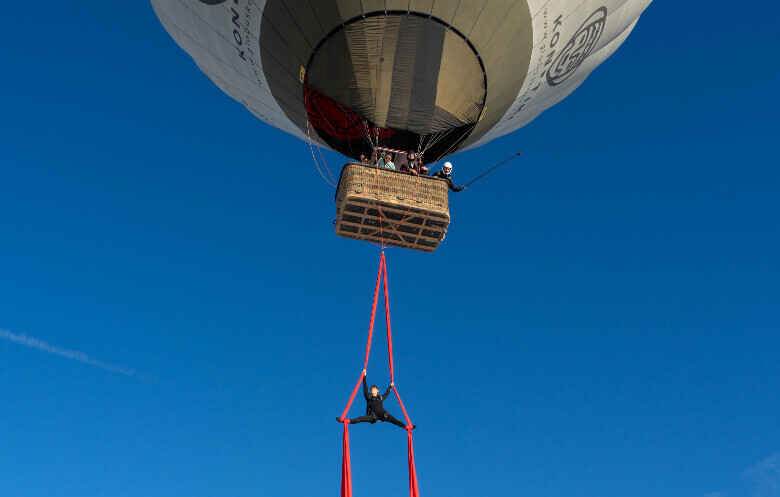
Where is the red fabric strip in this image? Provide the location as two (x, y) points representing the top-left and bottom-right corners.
(339, 253), (421, 497)
(339, 258), (383, 421)
(408, 430), (420, 497)
(341, 422), (352, 497)
(382, 257), (420, 497)
(383, 256), (413, 427)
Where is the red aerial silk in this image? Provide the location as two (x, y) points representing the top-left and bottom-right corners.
(338, 253), (420, 497)
(341, 422), (352, 497)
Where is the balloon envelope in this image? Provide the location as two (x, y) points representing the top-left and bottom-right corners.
(151, 0), (652, 161)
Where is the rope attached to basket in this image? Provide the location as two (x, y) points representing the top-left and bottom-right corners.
(373, 156), (423, 249)
(338, 254), (419, 497)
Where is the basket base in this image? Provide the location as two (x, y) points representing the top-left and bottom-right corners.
(335, 197), (449, 252)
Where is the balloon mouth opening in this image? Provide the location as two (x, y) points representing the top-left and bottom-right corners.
(302, 11), (486, 161)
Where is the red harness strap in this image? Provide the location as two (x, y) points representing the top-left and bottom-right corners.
(339, 254), (420, 497)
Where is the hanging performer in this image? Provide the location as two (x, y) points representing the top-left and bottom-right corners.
(432, 162), (466, 192)
(337, 370), (416, 430)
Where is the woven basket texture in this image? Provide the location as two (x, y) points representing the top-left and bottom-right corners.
(335, 163), (449, 214)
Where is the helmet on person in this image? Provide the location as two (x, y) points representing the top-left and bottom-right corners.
(442, 161), (453, 173)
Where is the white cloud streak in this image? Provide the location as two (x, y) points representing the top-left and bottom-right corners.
(0, 329), (138, 378)
(746, 452), (780, 497)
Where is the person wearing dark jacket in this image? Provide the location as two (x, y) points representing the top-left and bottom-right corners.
(400, 152), (428, 176)
(337, 370), (415, 429)
(432, 162), (465, 192)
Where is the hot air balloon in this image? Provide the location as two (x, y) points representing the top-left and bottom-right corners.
(150, 0), (652, 251)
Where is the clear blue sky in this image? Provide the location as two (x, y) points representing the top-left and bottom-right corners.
(1, 2), (779, 497)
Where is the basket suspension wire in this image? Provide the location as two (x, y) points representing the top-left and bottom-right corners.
(308, 121), (337, 186)
(307, 60), (378, 156)
(432, 124), (475, 163)
(424, 129), (459, 173)
(338, 102), (376, 151)
(306, 85), (386, 180)
(305, 86), (370, 161)
(372, 26), (389, 154)
(422, 127), (454, 157)
(304, 92), (339, 185)
(418, 128), (453, 173)
(306, 92), (350, 157)
(306, 118), (336, 188)
(304, 89), (346, 158)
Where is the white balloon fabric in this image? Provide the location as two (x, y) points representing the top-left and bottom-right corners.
(151, 0), (652, 160)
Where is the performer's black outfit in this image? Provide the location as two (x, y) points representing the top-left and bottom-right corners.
(348, 377), (406, 429)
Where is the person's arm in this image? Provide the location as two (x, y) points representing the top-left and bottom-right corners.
(382, 385), (393, 400)
(449, 176), (465, 192)
(363, 374), (369, 399)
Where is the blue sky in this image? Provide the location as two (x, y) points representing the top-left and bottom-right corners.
(1, 2), (779, 497)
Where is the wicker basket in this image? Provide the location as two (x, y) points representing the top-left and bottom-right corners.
(335, 163), (451, 252)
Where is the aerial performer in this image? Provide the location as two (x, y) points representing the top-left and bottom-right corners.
(333, 253), (420, 497)
(337, 371), (417, 430)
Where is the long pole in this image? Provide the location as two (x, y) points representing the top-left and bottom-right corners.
(464, 152), (522, 188)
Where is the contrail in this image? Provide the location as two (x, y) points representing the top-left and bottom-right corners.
(0, 329), (139, 378)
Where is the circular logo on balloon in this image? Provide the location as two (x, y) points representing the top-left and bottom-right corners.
(546, 7), (607, 86)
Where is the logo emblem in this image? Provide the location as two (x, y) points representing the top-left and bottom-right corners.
(547, 7), (607, 86)
(197, 0), (227, 4)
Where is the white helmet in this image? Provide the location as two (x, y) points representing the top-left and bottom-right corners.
(442, 161), (453, 172)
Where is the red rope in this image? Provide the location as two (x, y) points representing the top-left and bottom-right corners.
(382, 172), (421, 250)
(373, 157), (422, 250)
(311, 122), (337, 185)
(306, 118), (336, 188)
(383, 258), (413, 428)
(303, 90), (337, 187)
(374, 159), (387, 246)
(338, 259), (383, 422)
(339, 254), (420, 497)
